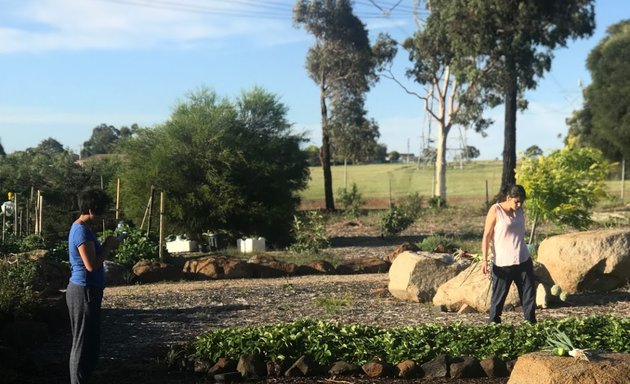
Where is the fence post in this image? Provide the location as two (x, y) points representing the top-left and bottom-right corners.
(159, 191), (165, 261)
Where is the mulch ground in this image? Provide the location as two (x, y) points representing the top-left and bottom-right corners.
(4, 216), (629, 384)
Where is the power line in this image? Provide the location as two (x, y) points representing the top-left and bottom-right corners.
(97, 0), (292, 19)
(96, 0), (419, 20)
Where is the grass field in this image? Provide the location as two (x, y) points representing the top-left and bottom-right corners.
(300, 160), (629, 210)
(302, 161), (501, 208)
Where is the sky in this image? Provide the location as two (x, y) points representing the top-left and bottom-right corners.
(0, 0), (628, 160)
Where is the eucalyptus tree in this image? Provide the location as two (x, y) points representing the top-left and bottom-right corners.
(329, 93), (380, 164)
(570, 20), (630, 162)
(434, 0), (595, 194)
(293, 0), (394, 210)
(383, 1), (495, 204)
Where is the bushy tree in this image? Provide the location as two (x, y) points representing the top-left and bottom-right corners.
(523, 145), (543, 159)
(516, 141), (609, 242)
(117, 87), (309, 246)
(81, 123), (138, 158)
(569, 20), (630, 162)
(0, 138), (93, 240)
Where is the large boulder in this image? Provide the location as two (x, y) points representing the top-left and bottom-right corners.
(432, 263), (519, 312)
(132, 260), (181, 284)
(337, 257), (390, 274)
(388, 251), (467, 303)
(537, 229), (630, 293)
(508, 352), (630, 384)
(248, 254), (298, 278)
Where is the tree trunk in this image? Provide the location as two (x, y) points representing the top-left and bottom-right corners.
(435, 124), (449, 204)
(320, 78), (335, 211)
(501, 59), (518, 195)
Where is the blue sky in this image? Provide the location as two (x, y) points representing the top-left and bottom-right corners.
(0, 0), (627, 160)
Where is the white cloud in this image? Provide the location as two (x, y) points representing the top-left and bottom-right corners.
(0, 0), (300, 53)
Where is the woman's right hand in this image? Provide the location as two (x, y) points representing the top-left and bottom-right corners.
(482, 259), (489, 275)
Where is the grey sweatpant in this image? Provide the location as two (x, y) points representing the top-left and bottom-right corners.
(66, 282), (103, 384)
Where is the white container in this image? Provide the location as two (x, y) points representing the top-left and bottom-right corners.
(166, 235), (198, 253)
(237, 237), (266, 253)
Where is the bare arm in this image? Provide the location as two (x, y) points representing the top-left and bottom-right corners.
(481, 206), (497, 275)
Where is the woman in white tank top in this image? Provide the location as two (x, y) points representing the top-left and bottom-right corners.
(481, 184), (536, 324)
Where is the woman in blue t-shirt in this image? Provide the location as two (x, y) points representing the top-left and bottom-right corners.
(66, 187), (120, 384)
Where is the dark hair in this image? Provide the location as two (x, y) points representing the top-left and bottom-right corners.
(77, 187), (112, 215)
(504, 184), (526, 201)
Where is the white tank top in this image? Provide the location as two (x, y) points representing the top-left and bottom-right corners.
(491, 203), (530, 267)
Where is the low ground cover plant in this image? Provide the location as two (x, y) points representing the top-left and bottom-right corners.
(189, 316), (629, 367)
(0, 255), (42, 323)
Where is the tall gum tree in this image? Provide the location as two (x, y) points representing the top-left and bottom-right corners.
(431, 0), (595, 195)
(293, 0), (394, 210)
(380, 0), (496, 204)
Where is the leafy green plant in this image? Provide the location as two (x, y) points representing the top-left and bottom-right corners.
(544, 327), (574, 356)
(379, 204), (414, 237)
(337, 183), (364, 218)
(47, 241), (69, 264)
(0, 234), (21, 256)
(18, 234), (47, 252)
(379, 194), (424, 237)
(188, 316), (630, 367)
(105, 225), (162, 268)
(517, 144), (610, 242)
(289, 211), (329, 254)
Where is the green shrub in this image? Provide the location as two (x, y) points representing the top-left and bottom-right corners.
(0, 256), (42, 322)
(400, 192), (424, 219)
(189, 316), (630, 366)
(47, 241), (69, 264)
(289, 211), (329, 254)
(379, 205), (414, 237)
(104, 225), (162, 268)
(0, 234), (21, 256)
(379, 194), (424, 237)
(337, 183), (364, 218)
(19, 234), (47, 252)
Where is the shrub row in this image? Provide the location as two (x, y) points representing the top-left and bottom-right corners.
(190, 316), (630, 366)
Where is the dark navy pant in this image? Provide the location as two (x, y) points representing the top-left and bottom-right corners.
(66, 282), (103, 384)
(489, 258), (536, 324)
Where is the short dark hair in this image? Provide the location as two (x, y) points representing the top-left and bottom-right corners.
(77, 187), (112, 215)
(505, 184), (526, 201)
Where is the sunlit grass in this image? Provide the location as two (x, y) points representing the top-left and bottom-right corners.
(302, 160), (630, 210)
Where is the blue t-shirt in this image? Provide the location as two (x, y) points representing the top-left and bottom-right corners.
(68, 222), (104, 288)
